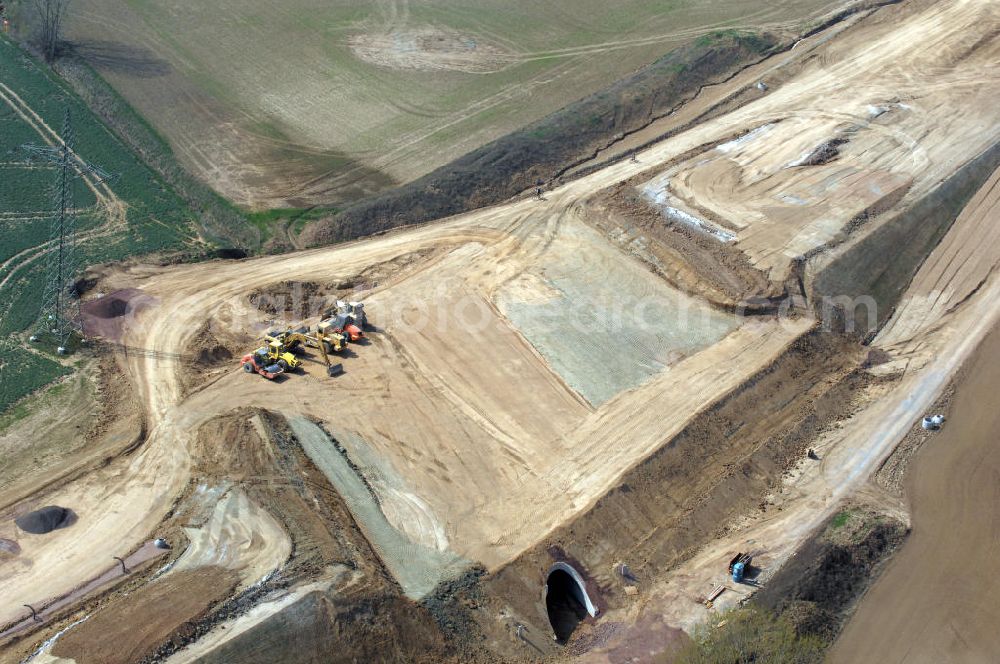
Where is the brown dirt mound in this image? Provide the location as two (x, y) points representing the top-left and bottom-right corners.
(247, 280), (325, 317)
(178, 321), (249, 395)
(14, 505), (76, 534)
(246, 248), (437, 318)
(801, 137), (849, 166)
(186, 589), (449, 664)
(189, 323), (237, 366)
(349, 28), (512, 73)
(754, 507), (907, 640)
(80, 289), (152, 341)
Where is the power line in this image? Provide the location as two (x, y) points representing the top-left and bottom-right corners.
(20, 109), (113, 354)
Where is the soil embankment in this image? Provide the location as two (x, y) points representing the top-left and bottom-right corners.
(301, 33), (778, 246)
(754, 507), (907, 640)
(828, 321), (1000, 663)
(473, 330), (866, 649)
(183, 588), (449, 664)
(51, 567), (240, 664)
(809, 140), (1000, 335)
(587, 178), (783, 311)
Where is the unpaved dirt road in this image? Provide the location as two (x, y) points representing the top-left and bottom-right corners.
(828, 321), (1000, 663)
(0, 191), (808, 624)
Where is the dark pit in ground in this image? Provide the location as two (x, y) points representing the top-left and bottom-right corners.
(215, 247), (248, 260)
(85, 291), (139, 319)
(15, 506), (76, 534)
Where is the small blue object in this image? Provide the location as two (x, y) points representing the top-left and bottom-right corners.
(732, 562), (745, 583)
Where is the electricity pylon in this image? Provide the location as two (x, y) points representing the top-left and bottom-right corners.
(21, 109), (113, 354)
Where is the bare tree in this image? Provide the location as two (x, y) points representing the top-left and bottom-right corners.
(33, 0), (69, 63)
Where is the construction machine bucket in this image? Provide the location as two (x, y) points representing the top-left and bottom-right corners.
(327, 363), (344, 377)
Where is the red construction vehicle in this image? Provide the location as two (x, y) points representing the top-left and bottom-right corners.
(240, 347), (285, 379)
(318, 300), (367, 342)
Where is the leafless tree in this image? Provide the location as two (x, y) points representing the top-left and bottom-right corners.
(33, 0), (69, 63)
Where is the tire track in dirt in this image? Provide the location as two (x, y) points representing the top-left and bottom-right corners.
(0, 81), (122, 218)
(298, 0), (858, 203)
(0, 81), (128, 297)
(71, 0), (850, 206)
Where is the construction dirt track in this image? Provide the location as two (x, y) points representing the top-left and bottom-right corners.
(2, 0), (1000, 660)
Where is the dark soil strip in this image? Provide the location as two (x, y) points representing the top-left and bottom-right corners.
(301, 33), (780, 246)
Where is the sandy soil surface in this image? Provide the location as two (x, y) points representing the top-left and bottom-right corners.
(828, 323), (1000, 663)
(171, 487), (291, 592)
(875, 166), (1000, 369)
(825, 170), (1000, 663)
(0, 540), (169, 644)
(0, 126), (808, 647)
(631, 0), (1000, 282)
(0, 195), (807, 621)
(2, 0), (998, 658)
(575, 170), (1000, 663)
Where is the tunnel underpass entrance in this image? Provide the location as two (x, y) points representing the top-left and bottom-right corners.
(544, 562), (597, 643)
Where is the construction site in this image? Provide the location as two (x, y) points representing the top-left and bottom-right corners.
(1, 0), (999, 661)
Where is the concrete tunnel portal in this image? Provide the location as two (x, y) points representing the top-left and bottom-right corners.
(544, 562), (598, 643)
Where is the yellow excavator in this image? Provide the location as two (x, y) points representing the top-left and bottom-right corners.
(267, 326), (347, 354)
(264, 327), (345, 376)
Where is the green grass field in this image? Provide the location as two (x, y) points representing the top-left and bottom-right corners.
(62, 0), (845, 208)
(0, 34), (200, 412)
